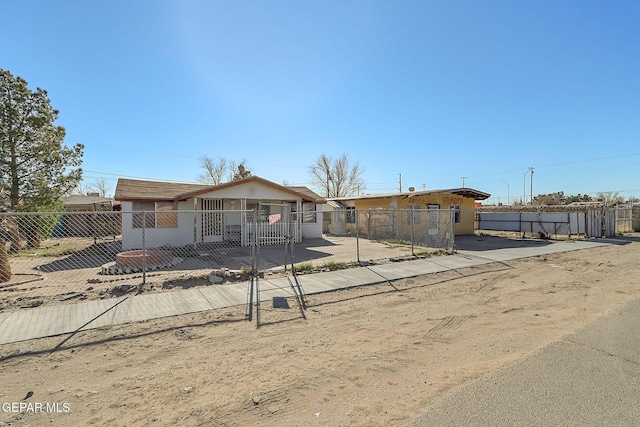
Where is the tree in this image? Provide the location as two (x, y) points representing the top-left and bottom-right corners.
(597, 191), (625, 206)
(532, 191), (566, 205)
(87, 178), (111, 197)
(0, 69), (84, 212)
(232, 164), (252, 181)
(0, 188), (11, 282)
(197, 156), (250, 184)
(197, 156), (228, 185)
(565, 193), (593, 204)
(309, 153), (364, 198)
(70, 179), (112, 197)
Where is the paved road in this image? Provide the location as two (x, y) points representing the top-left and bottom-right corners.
(408, 296), (640, 426)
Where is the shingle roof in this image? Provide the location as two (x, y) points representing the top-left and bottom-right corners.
(115, 177), (326, 204)
(330, 187), (491, 201)
(114, 179), (210, 201)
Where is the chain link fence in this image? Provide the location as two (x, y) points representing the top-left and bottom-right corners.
(0, 208), (455, 316)
(316, 207), (455, 266)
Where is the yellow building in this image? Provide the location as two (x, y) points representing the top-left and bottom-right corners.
(327, 187), (490, 236)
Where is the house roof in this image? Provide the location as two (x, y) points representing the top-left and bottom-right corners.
(63, 195), (116, 206)
(115, 179), (209, 202)
(330, 187), (491, 201)
(115, 176), (326, 204)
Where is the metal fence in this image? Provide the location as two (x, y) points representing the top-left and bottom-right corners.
(476, 208), (634, 238)
(0, 208), (455, 318)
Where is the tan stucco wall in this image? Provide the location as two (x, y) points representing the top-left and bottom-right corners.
(349, 193), (476, 235)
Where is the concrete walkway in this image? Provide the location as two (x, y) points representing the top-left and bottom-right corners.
(0, 239), (613, 345)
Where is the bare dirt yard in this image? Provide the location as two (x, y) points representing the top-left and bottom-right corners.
(1, 239), (640, 426)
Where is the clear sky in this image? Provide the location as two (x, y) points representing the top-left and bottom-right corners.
(2, 0), (639, 204)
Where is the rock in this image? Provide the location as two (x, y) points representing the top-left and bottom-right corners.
(252, 396), (261, 405)
(183, 387), (194, 393)
(21, 300), (43, 309)
(208, 274), (223, 284)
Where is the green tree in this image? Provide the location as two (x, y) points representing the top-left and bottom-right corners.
(0, 188), (10, 282)
(565, 193), (593, 204)
(1, 69), (83, 251)
(0, 69), (83, 211)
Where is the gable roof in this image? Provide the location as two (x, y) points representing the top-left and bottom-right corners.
(330, 187), (491, 201)
(115, 176), (326, 204)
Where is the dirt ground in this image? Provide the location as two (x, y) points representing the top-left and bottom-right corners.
(1, 240), (640, 426)
(0, 235), (438, 312)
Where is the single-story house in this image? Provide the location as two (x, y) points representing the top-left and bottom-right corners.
(57, 194), (121, 238)
(325, 187), (490, 236)
(114, 176), (326, 250)
(63, 194), (120, 212)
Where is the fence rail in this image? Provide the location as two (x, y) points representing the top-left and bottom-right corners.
(0, 208), (455, 318)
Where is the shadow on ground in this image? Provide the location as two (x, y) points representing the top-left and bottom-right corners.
(455, 235), (554, 252)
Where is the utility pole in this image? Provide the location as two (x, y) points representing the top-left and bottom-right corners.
(502, 181), (510, 205)
(461, 176), (467, 188)
(529, 167), (534, 204)
(523, 167), (533, 205)
(422, 183), (426, 191)
(399, 173), (402, 193)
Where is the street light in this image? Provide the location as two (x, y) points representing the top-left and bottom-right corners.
(502, 181), (510, 205)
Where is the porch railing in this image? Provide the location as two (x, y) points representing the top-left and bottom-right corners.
(247, 221), (301, 245)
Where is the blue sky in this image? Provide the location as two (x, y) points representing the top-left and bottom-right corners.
(2, 0), (639, 204)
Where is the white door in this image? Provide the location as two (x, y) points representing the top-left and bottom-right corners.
(428, 204), (440, 236)
(202, 198), (223, 242)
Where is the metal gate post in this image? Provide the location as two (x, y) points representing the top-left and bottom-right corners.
(356, 208), (360, 263)
(410, 208), (414, 256)
(142, 210), (146, 286)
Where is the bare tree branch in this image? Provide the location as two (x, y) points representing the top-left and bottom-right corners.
(309, 153), (364, 198)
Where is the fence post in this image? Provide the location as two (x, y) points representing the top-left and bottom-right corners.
(356, 208), (360, 264)
(142, 210), (147, 286)
(410, 208), (414, 256)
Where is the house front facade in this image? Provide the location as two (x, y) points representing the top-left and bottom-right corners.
(114, 176), (325, 250)
(326, 187), (490, 237)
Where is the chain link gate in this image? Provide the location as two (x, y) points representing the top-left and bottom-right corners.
(247, 203), (306, 326)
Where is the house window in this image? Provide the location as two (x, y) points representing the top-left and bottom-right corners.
(157, 202), (178, 228)
(132, 202), (155, 229)
(302, 204), (317, 223)
(407, 205), (420, 224)
(450, 205), (461, 223)
(346, 207), (356, 224)
(132, 201), (178, 228)
(260, 205), (271, 222)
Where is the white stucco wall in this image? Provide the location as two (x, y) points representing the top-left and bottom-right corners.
(121, 201), (197, 250)
(301, 211), (323, 238)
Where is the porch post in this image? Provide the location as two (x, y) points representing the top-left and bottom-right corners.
(193, 197), (198, 249)
(241, 198), (247, 246)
